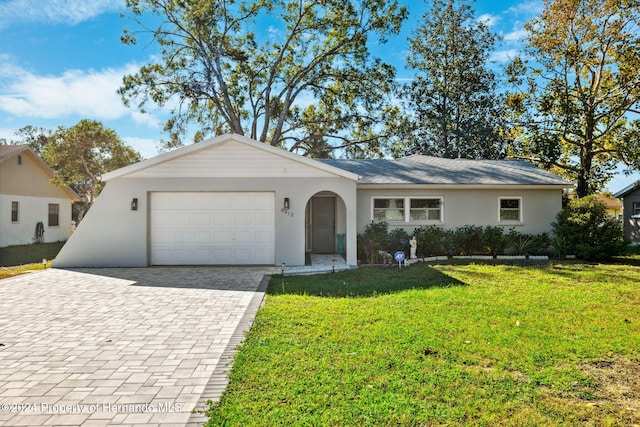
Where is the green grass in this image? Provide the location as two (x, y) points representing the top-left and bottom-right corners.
(0, 242), (63, 279)
(206, 262), (640, 426)
(0, 242), (64, 267)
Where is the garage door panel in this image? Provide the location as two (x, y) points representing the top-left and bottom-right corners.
(151, 192), (274, 265)
(193, 231), (212, 244)
(193, 212), (211, 227)
(213, 212), (234, 227)
(234, 212), (253, 227)
(172, 212), (193, 227)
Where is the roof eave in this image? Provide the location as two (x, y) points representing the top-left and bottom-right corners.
(356, 183), (573, 190)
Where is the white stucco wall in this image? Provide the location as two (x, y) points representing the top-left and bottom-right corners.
(355, 187), (563, 235)
(0, 195), (73, 247)
(53, 176), (357, 268)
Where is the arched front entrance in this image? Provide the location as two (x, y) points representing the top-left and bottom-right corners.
(305, 191), (347, 262)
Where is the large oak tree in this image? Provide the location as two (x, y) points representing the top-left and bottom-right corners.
(119, 0), (407, 156)
(507, 0), (640, 197)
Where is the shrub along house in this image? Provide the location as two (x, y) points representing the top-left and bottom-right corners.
(0, 145), (80, 248)
(53, 133), (571, 268)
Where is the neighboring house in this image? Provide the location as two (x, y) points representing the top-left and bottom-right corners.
(53, 133), (571, 268)
(0, 145), (80, 248)
(567, 193), (622, 220)
(614, 182), (640, 243)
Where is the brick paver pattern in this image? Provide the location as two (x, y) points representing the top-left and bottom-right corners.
(0, 267), (277, 426)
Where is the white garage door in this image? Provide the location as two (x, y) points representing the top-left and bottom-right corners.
(150, 192), (274, 265)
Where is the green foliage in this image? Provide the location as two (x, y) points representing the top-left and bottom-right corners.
(506, 0), (640, 196)
(412, 225), (453, 257)
(552, 195), (626, 260)
(6, 125), (52, 155)
(357, 221), (390, 264)
(396, 0), (506, 159)
(119, 0), (408, 154)
(411, 225), (550, 257)
(43, 119), (142, 219)
(451, 225), (485, 255)
(387, 228), (410, 254)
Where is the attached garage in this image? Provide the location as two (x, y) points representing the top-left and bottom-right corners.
(150, 192), (274, 265)
(52, 133), (359, 268)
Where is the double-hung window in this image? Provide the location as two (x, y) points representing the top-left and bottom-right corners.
(632, 201), (640, 218)
(48, 204), (59, 227)
(11, 201), (19, 223)
(499, 197), (522, 223)
(373, 197), (443, 223)
(373, 198), (404, 221)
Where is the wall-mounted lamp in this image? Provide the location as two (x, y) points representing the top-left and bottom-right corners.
(131, 198), (138, 211)
(283, 197), (290, 211)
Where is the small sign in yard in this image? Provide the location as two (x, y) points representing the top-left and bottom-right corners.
(394, 251), (405, 269)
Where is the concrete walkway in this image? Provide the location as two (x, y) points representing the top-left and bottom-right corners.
(0, 266), (278, 426)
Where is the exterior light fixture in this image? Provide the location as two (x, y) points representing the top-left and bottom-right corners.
(281, 262), (286, 276)
(283, 197), (290, 211)
(332, 258), (336, 273)
(42, 258), (47, 269)
(131, 198), (138, 211)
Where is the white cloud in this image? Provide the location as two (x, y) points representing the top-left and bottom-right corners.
(0, 0), (124, 28)
(506, 1), (543, 18)
(503, 29), (528, 42)
(0, 63), (138, 120)
(478, 14), (500, 28)
(131, 111), (162, 129)
(491, 49), (521, 63)
(122, 136), (162, 159)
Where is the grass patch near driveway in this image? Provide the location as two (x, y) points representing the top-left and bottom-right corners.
(206, 263), (640, 426)
(0, 242), (64, 267)
(0, 242), (62, 279)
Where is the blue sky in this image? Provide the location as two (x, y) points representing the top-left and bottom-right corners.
(0, 0), (635, 191)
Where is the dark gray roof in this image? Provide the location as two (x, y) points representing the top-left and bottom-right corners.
(321, 155), (571, 186)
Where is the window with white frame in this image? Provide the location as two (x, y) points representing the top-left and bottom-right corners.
(633, 202), (640, 217)
(373, 197), (443, 223)
(373, 198), (404, 221)
(499, 197), (522, 222)
(410, 198), (441, 221)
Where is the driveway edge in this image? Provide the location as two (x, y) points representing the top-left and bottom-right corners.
(186, 274), (271, 426)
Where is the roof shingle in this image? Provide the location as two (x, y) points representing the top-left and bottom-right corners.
(321, 155), (571, 186)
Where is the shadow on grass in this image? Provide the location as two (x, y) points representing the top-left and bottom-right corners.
(0, 242), (65, 267)
(268, 263), (466, 297)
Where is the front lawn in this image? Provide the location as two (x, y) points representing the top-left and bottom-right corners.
(0, 242), (62, 279)
(206, 262), (640, 426)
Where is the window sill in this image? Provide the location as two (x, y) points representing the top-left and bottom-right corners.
(498, 221), (524, 226)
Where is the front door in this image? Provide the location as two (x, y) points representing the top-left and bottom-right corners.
(311, 196), (335, 253)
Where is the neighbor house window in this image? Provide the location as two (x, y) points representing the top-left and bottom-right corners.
(633, 202), (640, 217)
(373, 197), (443, 223)
(11, 201), (19, 222)
(48, 204), (59, 227)
(17, 155), (22, 165)
(499, 197), (522, 222)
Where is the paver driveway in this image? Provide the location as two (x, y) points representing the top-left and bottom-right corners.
(0, 267), (278, 426)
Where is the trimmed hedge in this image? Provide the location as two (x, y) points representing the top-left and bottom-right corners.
(357, 222), (554, 262)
